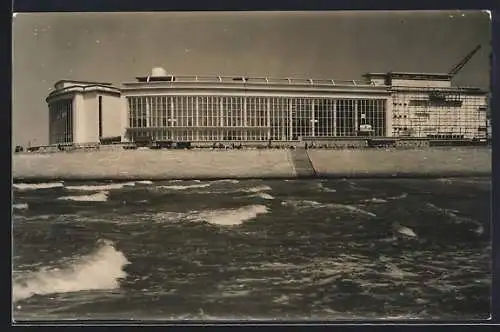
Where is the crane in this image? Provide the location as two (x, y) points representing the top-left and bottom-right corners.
(448, 44), (482, 77)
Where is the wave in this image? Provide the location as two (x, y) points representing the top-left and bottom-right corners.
(12, 240), (129, 302)
(281, 200), (376, 217)
(13, 182), (64, 190)
(191, 204), (269, 226)
(65, 182), (136, 191)
(329, 203), (377, 217)
(362, 198), (388, 204)
(317, 183), (337, 193)
(281, 200), (322, 209)
(212, 179), (240, 184)
(384, 263), (419, 279)
(159, 184), (211, 190)
(393, 224), (417, 238)
(244, 185), (272, 193)
(387, 193), (408, 200)
(426, 202), (461, 218)
(425, 203), (484, 235)
(57, 191), (109, 202)
(136, 180), (153, 185)
(13, 203), (29, 210)
(253, 192), (275, 200)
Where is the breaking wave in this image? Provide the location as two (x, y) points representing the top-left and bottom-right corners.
(281, 200), (322, 209)
(159, 184), (211, 190)
(282, 200), (376, 217)
(244, 185), (272, 193)
(57, 191), (109, 202)
(425, 202), (484, 235)
(136, 180), (153, 185)
(330, 203), (377, 217)
(13, 182), (64, 190)
(13, 203), (29, 210)
(362, 198), (388, 204)
(213, 179), (240, 184)
(394, 224), (418, 238)
(13, 240), (129, 302)
(253, 192), (275, 200)
(387, 193), (408, 200)
(191, 204), (269, 226)
(65, 182), (136, 191)
(317, 183), (337, 193)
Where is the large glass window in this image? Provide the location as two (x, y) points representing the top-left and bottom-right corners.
(291, 98), (312, 140)
(49, 98), (73, 144)
(270, 97), (290, 140)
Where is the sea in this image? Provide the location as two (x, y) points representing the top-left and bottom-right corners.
(12, 177), (491, 321)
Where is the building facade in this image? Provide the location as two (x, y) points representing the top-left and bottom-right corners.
(45, 67), (489, 146)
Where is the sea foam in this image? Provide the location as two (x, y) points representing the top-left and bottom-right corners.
(244, 185), (272, 193)
(253, 192), (275, 200)
(281, 200), (376, 217)
(213, 179), (240, 184)
(13, 203), (29, 210)
(65, 182), (136, 191)
(192, 204), (269, 226)
(136, 180), (154, 185)
(317, 183), (337, 193)
(57, 191), (109, 202)
(13, 182), (64, 190)
(13, 240), (129, 302)
(159, 184), (211, 190)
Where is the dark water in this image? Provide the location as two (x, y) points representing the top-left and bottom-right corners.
(12, 178), (491, 321)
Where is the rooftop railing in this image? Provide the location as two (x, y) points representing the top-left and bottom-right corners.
(128, 75), (375, 87)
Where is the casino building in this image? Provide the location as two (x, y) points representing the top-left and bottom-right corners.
(45, 47), (490, 147)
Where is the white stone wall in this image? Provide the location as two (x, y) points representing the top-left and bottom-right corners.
(83, 92), (100, 143)
(72, 94), (87, 144)
(12, 148), (491, 180)
(101, 94), (124, 139)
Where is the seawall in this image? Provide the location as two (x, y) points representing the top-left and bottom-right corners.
(307, 147), (491, 178)
(12, 147), (491, 181)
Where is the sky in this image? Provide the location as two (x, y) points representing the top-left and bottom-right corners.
(12, 11), (491, 146)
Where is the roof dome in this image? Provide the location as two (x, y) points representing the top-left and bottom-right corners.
(151, 67), (167, 77)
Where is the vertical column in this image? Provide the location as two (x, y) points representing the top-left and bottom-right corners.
(354, 99), (358, 137)
(282, 100), (286, 141)
(267, 98), (271, 140)
(219, 97), (224, 140)
(170, 97), (175, 140)
(385, 98), (392, 137)
(146, 97), (150, 128)
(333, 99), (337, 137)
(66, 101), (70, 143)
(68, 101), (72, 143)
(121, 96), (129, 142)
(289, 99), (293, 141)
(243, 96), (247, 141)
(311, 99), (315, 137)
(196, 96), (199, 141)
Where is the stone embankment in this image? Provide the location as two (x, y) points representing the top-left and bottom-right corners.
(12, 147), (491, 181)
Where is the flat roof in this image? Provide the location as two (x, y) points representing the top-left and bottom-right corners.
(128, 75), (375, 87)
(54, 80), (114, 88)
(46, 84), (121, 102)
(364, 72), (452, 80)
